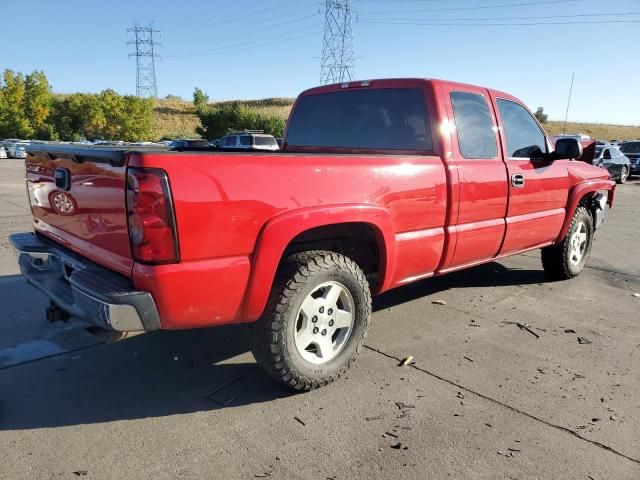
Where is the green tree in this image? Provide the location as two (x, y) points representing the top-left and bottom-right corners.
(0, 70), (32, 138)
(24, 70), (53, 138)
(51, 93), (106, 141)
(49, 91), (154, 142)
(534, 107), (548, 124)
(120, 95), (155, 142)
(193, 87), (209, 111)
(196, 102), (284, 139)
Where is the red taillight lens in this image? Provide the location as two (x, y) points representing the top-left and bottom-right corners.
(126, 168), (179, 264)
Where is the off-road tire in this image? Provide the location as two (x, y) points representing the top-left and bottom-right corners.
(541, 205), (594, 280)
(250, 250), (371, 391)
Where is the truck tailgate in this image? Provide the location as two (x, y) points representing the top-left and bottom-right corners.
(26, 146), (133, 276)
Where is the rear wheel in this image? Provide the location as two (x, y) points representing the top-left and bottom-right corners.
(250, 251), (371, 391)
(541, 206), (594, 280)
(617, 165), (629, 184)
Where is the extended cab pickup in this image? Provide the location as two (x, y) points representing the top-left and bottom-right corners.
(11, 78), (615, 390)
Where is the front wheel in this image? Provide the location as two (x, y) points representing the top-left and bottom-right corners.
(541, 205), (594, 280)
(250, 251), (371, 391)
(617, 165), (629, 184)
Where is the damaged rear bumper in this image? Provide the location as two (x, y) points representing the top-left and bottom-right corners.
(9, 232), (160, 332)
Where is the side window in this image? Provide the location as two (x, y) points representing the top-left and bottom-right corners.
(603, 148), (611, 159)
(450, 91), (497, 159)
(497, 99), (547, 158)
(239, 135), (252, 146)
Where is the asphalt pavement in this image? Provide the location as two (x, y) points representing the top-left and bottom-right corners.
(1, 159), (639, 479)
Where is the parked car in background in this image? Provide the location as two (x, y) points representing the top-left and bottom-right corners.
(592, 144), (631, 184)
(2, 140), (25, 158)
(169, 139), (210, 149)
(0, 146), (7, 159)
(551, 133), (591, 142)
(14, 144), (28, 159)
(619, 141), (640, 177)
(217, 131), (279, 151)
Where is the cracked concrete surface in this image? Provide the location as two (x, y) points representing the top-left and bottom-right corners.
(0, 159), (639, 479)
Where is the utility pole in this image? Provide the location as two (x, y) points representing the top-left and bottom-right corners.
(320, 0), (355, 85)
(562, 72), (575, 134)
(127, 22), (161, 98)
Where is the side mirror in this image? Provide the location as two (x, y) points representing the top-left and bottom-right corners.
(554, 138), (583, 160)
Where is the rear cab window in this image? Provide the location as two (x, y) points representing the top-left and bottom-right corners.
(286, 88), (432, 151)
(497, 99), (547, 158)
(450, 91), (498, 159)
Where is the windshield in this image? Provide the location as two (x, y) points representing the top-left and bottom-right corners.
(620, 141), (640, 154)
(594, 147), (603, 157)
(286, 88), (432, 151)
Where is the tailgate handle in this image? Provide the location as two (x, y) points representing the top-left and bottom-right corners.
(54, 168), (71, 191)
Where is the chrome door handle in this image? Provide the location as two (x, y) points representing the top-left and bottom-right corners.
(511, 174), (525, 188)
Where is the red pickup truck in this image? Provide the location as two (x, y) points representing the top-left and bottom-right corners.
(11, 78), (615, 391)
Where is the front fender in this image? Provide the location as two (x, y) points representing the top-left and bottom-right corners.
(242, 204), (397, 322)
(556, 179), (615, 242)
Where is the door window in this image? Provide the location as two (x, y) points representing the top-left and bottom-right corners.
(497, 99), (547, 158)
(450, 91), (497, 159)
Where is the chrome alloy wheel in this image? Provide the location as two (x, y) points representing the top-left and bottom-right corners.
(569, 221), (588, 266)
(294, 281), (355, 364)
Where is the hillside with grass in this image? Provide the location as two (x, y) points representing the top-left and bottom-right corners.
(153, 97), (639, 141)
(154, 97), (293, 139)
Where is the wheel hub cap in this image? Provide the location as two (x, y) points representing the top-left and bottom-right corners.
(294, 281), (355, 364)
(569, 221), (588, 266)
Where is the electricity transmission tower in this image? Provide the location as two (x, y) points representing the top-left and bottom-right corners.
(127, 23), (161, 98)
(320, 0), (355, 85)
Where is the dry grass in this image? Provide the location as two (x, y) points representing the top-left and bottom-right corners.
(153, 99), (200, 139)
(152, 98), (294, 139)
(543, 121), (639, 141)
(152, 98), (639, 141)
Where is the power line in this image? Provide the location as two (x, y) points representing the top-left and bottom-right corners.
(320, 0), (355, 85)
(164, 12), (320, 55)
(165, 24), (319, 58)
(127, 22), (161, 98)
(161, 0), (266, 33)
(361, 0), (581, 15)
(165, 1), (317, 44)
(358, 19), (640, 26)
(163, 30), (322, 60)
(358, 11), (640, 23)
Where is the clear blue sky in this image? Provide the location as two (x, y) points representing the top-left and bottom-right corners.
(1, 0), (639, 124)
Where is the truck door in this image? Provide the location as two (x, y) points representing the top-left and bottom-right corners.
(490, 95), (570, 254)
(439, 85), (508, 271)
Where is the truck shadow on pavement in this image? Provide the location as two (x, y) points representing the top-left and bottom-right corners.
(0, 260), (545, 430)
(374, 261), (546, 311)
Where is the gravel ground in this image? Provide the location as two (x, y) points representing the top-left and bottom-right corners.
(0, 159), (639, 479)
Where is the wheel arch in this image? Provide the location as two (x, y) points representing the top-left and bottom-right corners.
(556, 179), (615, 242)
(242, 204), (396, 321)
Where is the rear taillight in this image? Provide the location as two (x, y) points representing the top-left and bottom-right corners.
(126, 168), (179, 264)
